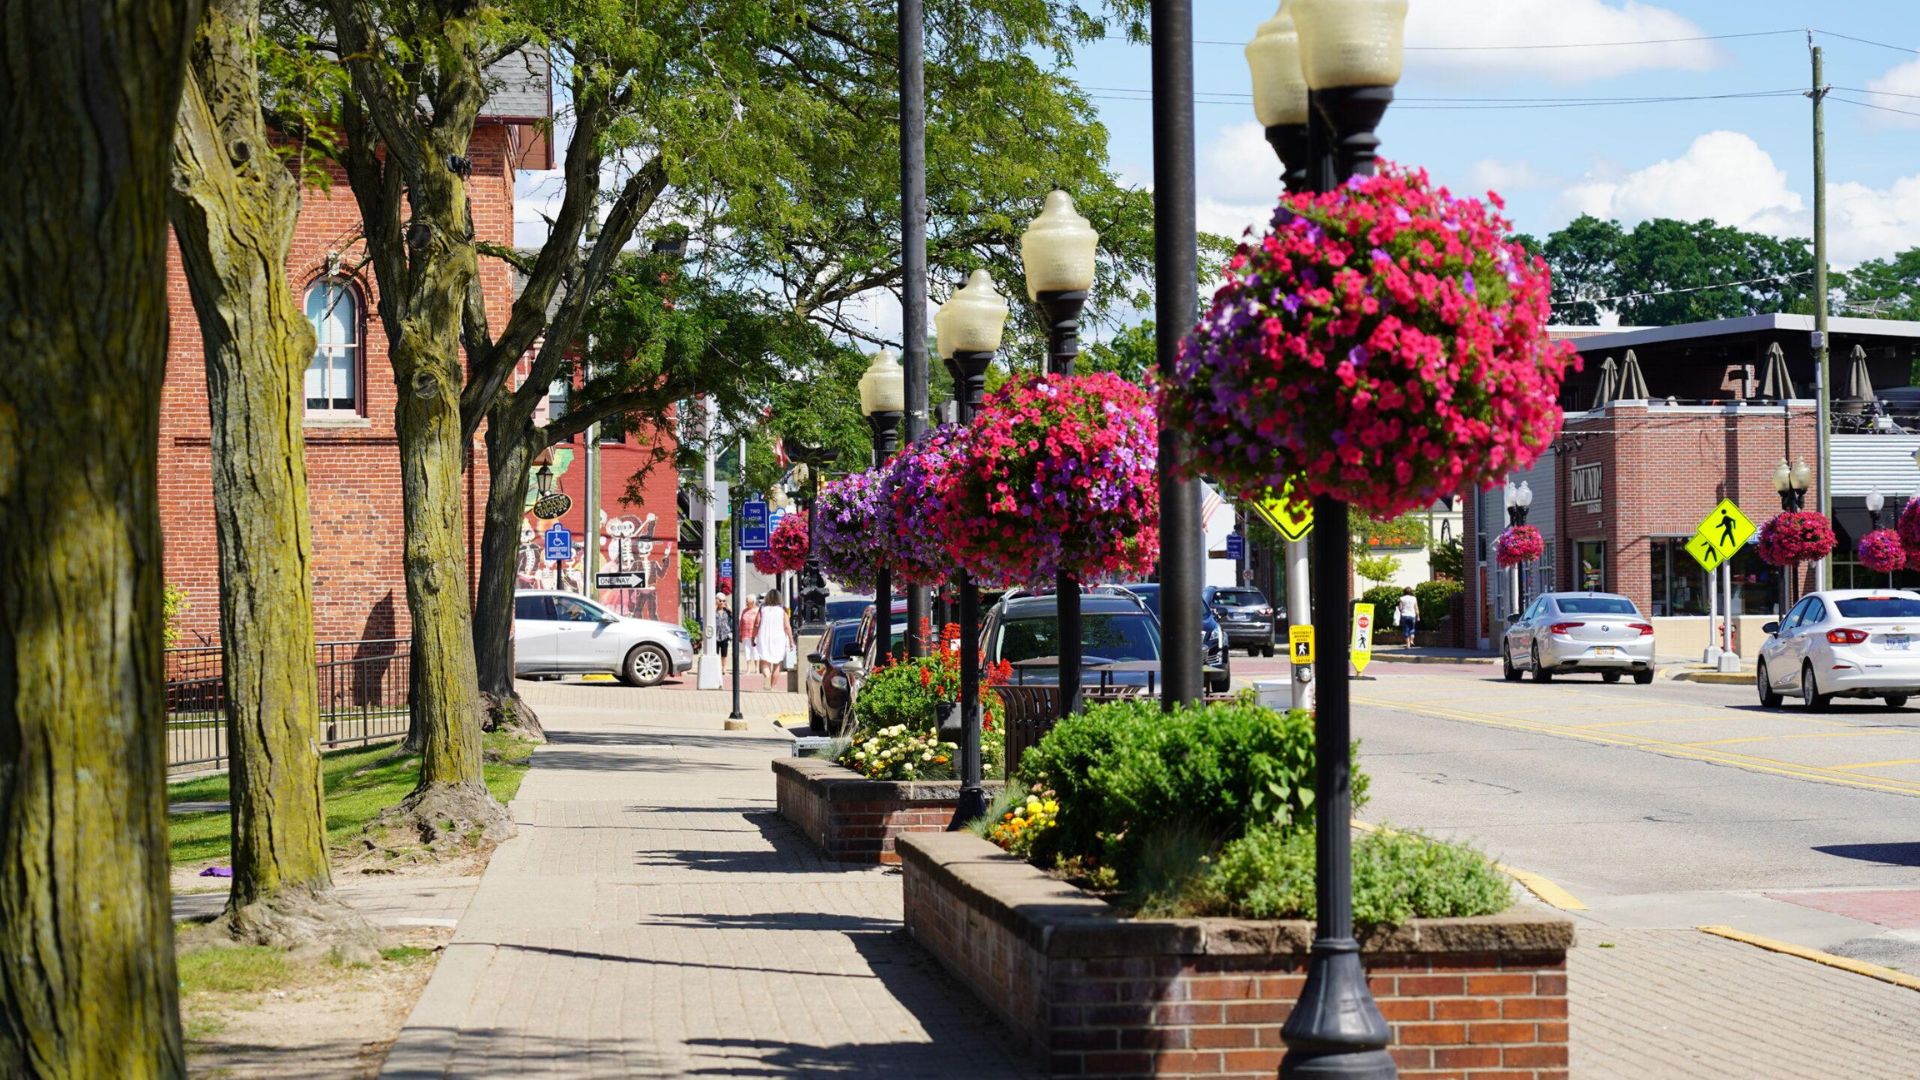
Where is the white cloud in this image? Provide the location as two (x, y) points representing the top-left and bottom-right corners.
(1405, 0), (1720, 83)
(1558, 130), (1920, 266)
(1861, 57), (1920, 128)
(1202, 121), (1290, 204)
(1195, 197), (1271, 245)
(1466, 158), (1550, 195)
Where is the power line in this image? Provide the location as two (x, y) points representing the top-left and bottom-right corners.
(1833, 85), (1920, 100)
(1550, 271), (1811, 309)
(1811, 29), (1920, 55)
(1080, 85), (1805, 105)
(1164, 29), (1803, 50)
(1082, 89), (1804, 112)
(1830, 95), (1920, 120)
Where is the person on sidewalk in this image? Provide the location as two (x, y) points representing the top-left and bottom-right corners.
(713, 593), (734, 676)
(1397, 587), (1419, 649)
(757, 590), (792, 691)
(738, 595), (762, 682)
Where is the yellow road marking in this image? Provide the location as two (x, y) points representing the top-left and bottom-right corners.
(1697, 925), (1920, 993)
(1578, 713), (1852, 731)
(1830, 758), (1920, 771)
(1684, 729), (1908, 747)
(1353, 694), (1920, 799)
(1350, 820), (1586, 911)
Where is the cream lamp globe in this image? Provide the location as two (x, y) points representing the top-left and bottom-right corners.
(1019, 191), (1098, 301)
(936, 270), (1010, 356)
(1289, 0), (1408, 90)
(1773, 461), (1793, 494)
(858, 349), (906, 416)
(1246, 4), (1309, 127)
(1791, 458), (1813, 491)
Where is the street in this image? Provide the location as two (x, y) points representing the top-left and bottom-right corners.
(1262, 659), (1920, 973)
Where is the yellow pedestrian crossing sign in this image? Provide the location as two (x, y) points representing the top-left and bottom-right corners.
(1684, 533), (1726, 574)
(1250, 479), (1314, 543)
(1689, 499), (1755, 571)
(1288, 625), (1315, 666)
(1350, 604), (1375, 675)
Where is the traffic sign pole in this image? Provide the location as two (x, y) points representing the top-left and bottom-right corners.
(1287, 538), (1312, 712)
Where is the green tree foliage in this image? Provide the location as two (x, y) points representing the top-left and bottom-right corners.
(1429, 537), (1465, 581)
(1354, 554), (1401, 587)
(1540, 214), (1814, 325)
(1842, 248), (1920, 321)
(1349, 506), (1428, 553)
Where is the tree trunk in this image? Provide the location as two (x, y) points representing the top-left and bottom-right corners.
(166, 0), (372, 949)
(474, 421), (543, 739)
(0, 1), (197, 1074)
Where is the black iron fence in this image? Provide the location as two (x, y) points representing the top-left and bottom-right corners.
(165, 638), (410, 772)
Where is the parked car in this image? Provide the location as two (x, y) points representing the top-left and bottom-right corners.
(1204, 585), (1277, 656)
(981, 593), (1166, 693)
(825, 594), (874, 624)
(1757, 590), (1920, 710)
(804, 619), (864, 733)
(1113, 582), (1231, 694)
(513, 590), (694, 686)
(1501, 591), (1655, 684)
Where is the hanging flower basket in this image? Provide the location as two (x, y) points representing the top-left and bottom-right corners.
(751, 511), (809, 576)
(938, 372), (1159, 585)
(1898, 499), (1920, 554)
(1162, 163), (1577, 517)
(1495, 524), (1544, 568)
(1857, 528), (1907, 574)
(1757, 510), (1835, 567)
(885, 426), (970, 587)
(814, 471), (889, 589)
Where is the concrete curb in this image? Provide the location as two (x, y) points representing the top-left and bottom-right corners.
(1699, 925), (1920, 993)
(1370, 652), (1497, 666)
(1671, 669), (1753, 685)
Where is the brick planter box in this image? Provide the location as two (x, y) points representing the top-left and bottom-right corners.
(900, 832), (1572, 1079)
(773, 757), (1002, 864)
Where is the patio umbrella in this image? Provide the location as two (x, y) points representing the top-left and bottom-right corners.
(1759, 341), (1797, 400)
(1590, 355), (1619, 410)
(1845, 343), (1874, 403)
(1618, 349), (1651, 401)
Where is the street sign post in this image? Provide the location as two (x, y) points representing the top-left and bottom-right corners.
(1691, 499), (1756, 563)
(720, 557), (733, 579)
(1350, 603), (1374, 675)
(543, 524), (573, 563)
(740, 499), (770, 552)
(1226, 533), (1245, 561)
(1288, 624), (1315, 666)
(1684, 533), (1725, 573)
(594, 572), (643, 589)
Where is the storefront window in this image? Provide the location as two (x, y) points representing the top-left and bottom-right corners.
(1649, 538), (1709, 616)
(1575, 540), (1606, 592)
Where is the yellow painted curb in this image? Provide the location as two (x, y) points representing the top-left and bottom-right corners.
(1697, 925), (1920, 993)
(1350, 820), (1586, 912)
(580, 673), (617, 683)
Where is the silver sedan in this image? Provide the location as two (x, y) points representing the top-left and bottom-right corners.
(1502, 591), (1656, 684)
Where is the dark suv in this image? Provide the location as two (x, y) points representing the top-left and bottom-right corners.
(1112, 583), (1230, 694)
(981, 593), (1165, 692)
(1204, 585), (1277, 656)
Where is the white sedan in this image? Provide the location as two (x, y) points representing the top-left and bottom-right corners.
(513, 590), (694, 686)
(1757, 589), (1920, 710)
(1502, 591), (1656, 684)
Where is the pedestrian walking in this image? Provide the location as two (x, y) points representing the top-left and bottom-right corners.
(713, 593), (734, 676)
(1397, 587), (1419, 649)
(757, 590), (792, 691)
(738, 595), (762, 679)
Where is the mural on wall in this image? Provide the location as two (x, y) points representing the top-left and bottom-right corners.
(599, 511), (674, 620)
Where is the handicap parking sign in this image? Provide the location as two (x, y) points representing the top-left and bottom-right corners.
(544, 524), (573, 562)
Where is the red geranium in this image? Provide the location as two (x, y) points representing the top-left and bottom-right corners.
(1757, 511), (1835, 567)
(1495, 525), (1543, 568)
(750, 511), (809, 575)
(1164, 163), (1577, 517)
(1858, 528), (1906, 574)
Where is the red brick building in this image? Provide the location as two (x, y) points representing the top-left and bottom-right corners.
(159, 56), (680, 646)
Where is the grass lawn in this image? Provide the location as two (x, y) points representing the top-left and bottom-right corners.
(169, 731), (537, 865)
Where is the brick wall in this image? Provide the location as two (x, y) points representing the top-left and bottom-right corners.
(774, 758), (1002, 864)
(901, 832), (1572, 1079)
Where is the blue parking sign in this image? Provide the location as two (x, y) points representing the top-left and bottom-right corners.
(543, 524), (573, 562)
(741, 499), (770, 551)
(1226, 533), (1245, 561)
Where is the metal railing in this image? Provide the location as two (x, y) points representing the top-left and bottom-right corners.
(165, 638), (410, 772)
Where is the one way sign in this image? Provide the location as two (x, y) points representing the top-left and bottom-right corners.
(595, 572), (644, 589)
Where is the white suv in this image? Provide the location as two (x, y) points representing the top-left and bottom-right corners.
(513, 590), (693, 686)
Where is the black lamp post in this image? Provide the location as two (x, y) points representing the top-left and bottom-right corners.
(1775, 457), (1811, 511)
(1021, 190), (1101, 719)
(786, 440), (834, 630)
(936, 270), (1012, 829)
(1248, 1), (1407, 1076)
(861, 349), (907, 674)
(898, 0), (933, 659)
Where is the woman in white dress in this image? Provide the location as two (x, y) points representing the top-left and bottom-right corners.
(756, 590), (792, 691)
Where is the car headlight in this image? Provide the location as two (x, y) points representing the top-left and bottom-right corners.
(671, 629), (691, 643)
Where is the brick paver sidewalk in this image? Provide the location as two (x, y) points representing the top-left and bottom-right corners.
(382, 679), (1034, 1079)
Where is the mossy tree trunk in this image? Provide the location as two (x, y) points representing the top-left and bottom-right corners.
(328, 0), (506, 840)
(474, 415), (534, 702)
(0, 0), (198, 1074)
(167, 0), (373, 947)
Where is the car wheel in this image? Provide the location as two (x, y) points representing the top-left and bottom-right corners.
(1531, 644), (1553, 682)
(1886, 696), (1909, 710)
(1633, 669), (1654, 685)
(1602, 671), (1622, 684)
(1262, 644), (1275, 658)
(1757, 662), (1782, 708)
(622, 644), (669, 687)
(1801, 662), (1832, 711)
(1502, 647), (1522, 682)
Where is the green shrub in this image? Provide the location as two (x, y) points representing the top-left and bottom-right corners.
(1360, 585), (1403, 619)
(1414, 579), (1463, 629)
(1430, 537), (1465, 581)
(1016, 699), (1359, 883)
(1196, 825), (1513, 925)
(1354, 554), (1401, 588)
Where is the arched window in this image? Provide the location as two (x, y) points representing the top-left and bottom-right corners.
(304, 279), (361, 414)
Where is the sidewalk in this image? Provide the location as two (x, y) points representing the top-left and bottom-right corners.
(380, 677), (1920, 1078)
(382, 678), (1034, 1079)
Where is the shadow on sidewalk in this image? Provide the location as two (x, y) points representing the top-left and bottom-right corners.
(384, 1029), (666, 1079)
(532, 748), (764, 774)
(546, 729), (779, 750)
(632, 811), (875, 876)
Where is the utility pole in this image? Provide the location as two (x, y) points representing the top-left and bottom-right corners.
(1812, 39), (1833, 591)
(899, 0), (931, 656)
(698, 397), (722, 689)
(583, 420), (599, 601)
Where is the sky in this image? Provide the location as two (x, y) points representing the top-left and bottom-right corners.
(515, 1), (1920, 346)
(1087, 0), (1920, 268)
